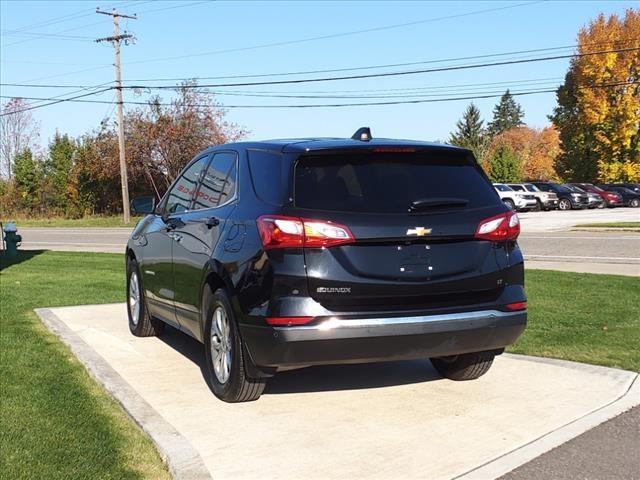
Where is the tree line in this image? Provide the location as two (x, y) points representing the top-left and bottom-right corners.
(0, 9), (637, 219)
(0, 84), (245, 218)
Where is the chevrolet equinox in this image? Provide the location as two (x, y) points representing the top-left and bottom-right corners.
(127, 129), (527, 402)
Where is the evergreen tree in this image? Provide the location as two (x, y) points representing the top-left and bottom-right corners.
(449, 103), (488, 161)
(13, 148), (43, 212)
(487, 144), (522, 183)
(488, 90), (524, 136)
(45, 131), (76, 211)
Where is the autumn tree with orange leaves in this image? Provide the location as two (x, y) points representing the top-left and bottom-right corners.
(484, 126), (561, 181)
(551, 9), (640, 182)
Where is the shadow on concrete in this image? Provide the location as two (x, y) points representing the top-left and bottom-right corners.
(0, 249), (47, 271)
(157, 325), (442, 395)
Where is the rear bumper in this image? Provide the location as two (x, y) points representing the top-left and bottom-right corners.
(241, 309), (527, 369)
(542, 199), (558, 208)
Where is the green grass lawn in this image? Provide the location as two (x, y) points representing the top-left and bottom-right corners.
(2, 216), (142, 228)
(1, 252), (638, 479)
(0, 251), (168, 480)
(508, 269), (640, 371)
(575, 222), (640, 229)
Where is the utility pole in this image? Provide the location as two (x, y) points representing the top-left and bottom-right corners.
(96, 8), (136, 224)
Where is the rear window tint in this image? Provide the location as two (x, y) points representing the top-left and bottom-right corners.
(294, 152), (497, 213)
(248, 149), (284, 206)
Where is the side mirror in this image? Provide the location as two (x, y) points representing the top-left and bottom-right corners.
(131, 196), (156, 215)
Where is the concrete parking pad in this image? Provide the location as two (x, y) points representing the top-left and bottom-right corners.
(37, 304), (639, 480)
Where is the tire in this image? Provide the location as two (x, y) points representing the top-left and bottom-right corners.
(597, 202), (605, 209)
(558, 198), (572, 211)
(533, 199), (542, 212)
(203, 287), (266, 402)
(431, 351), (495, 381)
(630, 198), (640, 208)
(127, 259), (165, 337)
(503, 199), (516, 211)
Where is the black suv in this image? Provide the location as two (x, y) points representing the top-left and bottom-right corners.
(530, 181), (588, 210)
(127, 130), (527, 402)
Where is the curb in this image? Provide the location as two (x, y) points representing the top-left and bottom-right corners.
(453, 354), (640, 480)
(571, 227), (640, 232)
(35, 308), (212, 480)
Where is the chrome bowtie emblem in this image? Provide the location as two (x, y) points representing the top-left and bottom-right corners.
(406, 227), (432, 236)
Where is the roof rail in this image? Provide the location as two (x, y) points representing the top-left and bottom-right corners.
(351, 127), (372, 142)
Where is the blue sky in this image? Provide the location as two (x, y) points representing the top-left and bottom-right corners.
(1, 0), (637, 148)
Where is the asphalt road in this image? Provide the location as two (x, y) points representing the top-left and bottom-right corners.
(518, 231), (640, 264)
(16, 227), (640, 259)
(502, 406), (640, 480)
(14, 211), (640, 276)
(17, 227), (131, 254)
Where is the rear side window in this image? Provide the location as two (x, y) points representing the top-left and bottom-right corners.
(294, 151), (497, 213)
(248, 149), (284, 205)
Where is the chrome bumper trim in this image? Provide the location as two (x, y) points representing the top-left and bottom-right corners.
(275, 309), (524, 332)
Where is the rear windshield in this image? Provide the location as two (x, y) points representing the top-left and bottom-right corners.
(294, 152), (497, 213)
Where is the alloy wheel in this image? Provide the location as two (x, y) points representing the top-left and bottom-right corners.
(129, 271), (141, 326)
(558, 199), (571, 210)
(210, 306), (232, 384)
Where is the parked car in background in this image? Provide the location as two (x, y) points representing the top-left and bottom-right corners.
(564, 184), (604, 209)
(600, 183), (640, 194)
(571, 183), (623, 208)
(493, 183), (536, 211)
(507, 183), (558, 211)
(530, 182), (588, 210)
(597, 185), (640, 208)
(126, 131), (527, 402)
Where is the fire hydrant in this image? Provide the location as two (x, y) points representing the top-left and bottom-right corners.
(3, 222), (22, 256)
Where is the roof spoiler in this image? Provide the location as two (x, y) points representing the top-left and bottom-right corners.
(351, 127), (372, 142)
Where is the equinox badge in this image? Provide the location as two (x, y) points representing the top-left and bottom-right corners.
(407, 227), (432, 236)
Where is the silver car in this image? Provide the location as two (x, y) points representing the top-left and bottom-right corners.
(494, 183), (537, 211)
(508, 183), (558, 211)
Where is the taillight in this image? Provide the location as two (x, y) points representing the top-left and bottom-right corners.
(475, 212), (520, 241)
(506, 301), (527, 311)
(257, 215), (355, 250)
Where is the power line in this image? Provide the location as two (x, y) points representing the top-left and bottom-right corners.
(3, 81), (636, 112)
(125, 1), (545, 65)
(1, 21), (106, 47)
(123, 46), (640, 89)
(132, 1), (212, 15)
(4, 45), (636, 90)
(0, 76), (563, 99)
(0, 2), (142, 47)
(2, 1), (138, 34)
(122, 44), (586, 83)
(0, 88), (114, 115)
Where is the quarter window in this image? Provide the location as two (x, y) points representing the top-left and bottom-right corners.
(164, 156), (210, 214)
(194, 152), (237, 209)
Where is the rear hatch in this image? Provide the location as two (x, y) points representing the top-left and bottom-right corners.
(292, 148), (510, 312)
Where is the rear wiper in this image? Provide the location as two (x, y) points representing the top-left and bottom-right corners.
(408, 198), (469, 212)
